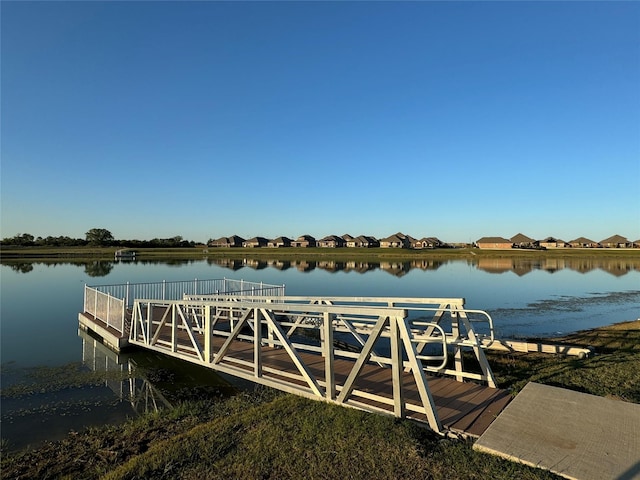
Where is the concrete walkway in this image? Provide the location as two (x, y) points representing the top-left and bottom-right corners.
(474, 382), (640, 480)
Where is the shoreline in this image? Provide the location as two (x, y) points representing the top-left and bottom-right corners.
(3, 245), (640, 262)
(2, 319), (638, 479)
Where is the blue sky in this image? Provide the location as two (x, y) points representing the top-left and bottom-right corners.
(2, 1), (639, 244)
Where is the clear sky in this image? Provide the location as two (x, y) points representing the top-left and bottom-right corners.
(2, 1), (639, 244)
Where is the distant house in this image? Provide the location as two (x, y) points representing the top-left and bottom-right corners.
(243, 236), (268, 248)
(600, 234), (631, 248)
(341, 234), (355, 245)
(634, 239), (640, 249)
(317, 235), (345, 248)
(538, 237), (568, 249)
(291, 235), (316, 248)
(267, 236), (292, 248)
(568, 237), (599, 248)
(510, 233), (535, 249)
(380, 233), (410, 248)
(476, 237), (512, 249)
(209, 235), (245, 248)
(412, 237), (444, 249)
(346, 235), (379, 248)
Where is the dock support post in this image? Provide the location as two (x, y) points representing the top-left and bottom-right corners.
(391, 317), (405, 418)
(323, 312), (335, 400)
(451, 309), (464, 382)
(254, 309), (263, 377)
(204, 305), (211, 363)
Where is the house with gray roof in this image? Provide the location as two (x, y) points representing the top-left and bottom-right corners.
(539, 237), (568, 249)
(291, 235), (316, 248)
(380, 233), (410, 248)
(510, 233), (535, 248)
(346, 235), (379, 248)
(209, 235), (245, 247)
(267, 236), (292, 248)
(600, 234), (631, 248)
(412, 237), (444, 249)
(568, 237), (599, 248)
(317, 235), (345, 248)
(243, 236), (268, 248)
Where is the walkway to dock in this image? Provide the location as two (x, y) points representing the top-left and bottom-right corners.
(79, 279), (512, 437)
(475, 382), (640, 480)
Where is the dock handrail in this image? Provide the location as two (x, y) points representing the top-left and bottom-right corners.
(89, 278), (285, 308)
(183, 293), (495, 345)
(84, 278), (285, 335)
(84, 286), (126, 334)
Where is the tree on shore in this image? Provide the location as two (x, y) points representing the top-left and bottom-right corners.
(85, 228), (114, 246)
(0, 233), (35, 246)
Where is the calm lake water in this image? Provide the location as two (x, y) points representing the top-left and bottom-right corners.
(1, 256), (639, 451)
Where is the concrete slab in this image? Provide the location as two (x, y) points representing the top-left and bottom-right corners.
(474, 382), (640, 480)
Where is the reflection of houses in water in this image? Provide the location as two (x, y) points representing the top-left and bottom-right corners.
(540, 258), (566, 273)
(410, 259), (445, 271)
(344, 261), (376, 273)
(243, 258), (268, 270)
(510, 260), (535, 277)
(474, 258), (536, 277)
(209, 258), (244, 271)
(267, 259), (291, 271)
(476, 258), (514, 274)
(599, 260), (633, 277)
(292, 260), (316, 272)
(202, 254), (640, 278)
(379, 261), (411, 277)
(565, 258), (598, 274)
(317, 260), (346, 272)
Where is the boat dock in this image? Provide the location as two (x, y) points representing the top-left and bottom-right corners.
(79, 278), (512, 437)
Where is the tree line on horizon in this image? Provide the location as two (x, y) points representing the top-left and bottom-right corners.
(0, 229), (198, 248)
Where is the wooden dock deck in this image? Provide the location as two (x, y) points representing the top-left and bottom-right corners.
(196, 332), (512, 437)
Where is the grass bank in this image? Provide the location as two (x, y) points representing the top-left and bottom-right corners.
(2, 320), (638, 479)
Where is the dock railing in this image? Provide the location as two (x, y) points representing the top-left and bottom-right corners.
(183, 293), (497, 387)
(84, 286), (126, 334)
(128, 294), (499, 433)
(84, 278), (285, 336)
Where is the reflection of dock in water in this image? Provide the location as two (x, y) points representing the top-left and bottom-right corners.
(79, 328), (173, 415)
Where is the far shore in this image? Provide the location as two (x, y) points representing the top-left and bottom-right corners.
(2, 245), (640, 262)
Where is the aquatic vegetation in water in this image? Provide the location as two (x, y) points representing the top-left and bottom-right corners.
(0, 362), (130, 398)
(491, 290), (640, 320)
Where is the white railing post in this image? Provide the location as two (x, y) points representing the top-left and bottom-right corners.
(323, 312), (335, 400)
(126, 282), (130, 308)
(106, 295), (110, 329)
(162, 280), (166, 300)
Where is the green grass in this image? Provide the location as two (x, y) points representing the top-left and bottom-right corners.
(1, 390), (558, 480)
(487, 320), (640, 402)
(3, 320), (638, 479)
(2, 245), (640, 263)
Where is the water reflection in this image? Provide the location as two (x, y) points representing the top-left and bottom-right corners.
(206, 256), (640, 278)
(79, 328), (237, 408)
(84, 261), (114, 277)
(2, 256), (639, 277)
(79, 328), (172, 415)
